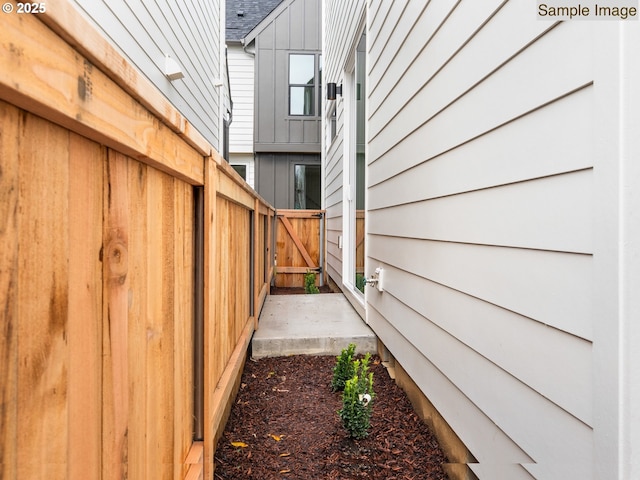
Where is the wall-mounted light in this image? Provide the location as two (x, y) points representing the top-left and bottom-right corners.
(326, 82), (342, 100)
(165, 55), (184, 81)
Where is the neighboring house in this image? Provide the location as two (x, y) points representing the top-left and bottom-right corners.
(227, 0), (322, 209)
(323, 2), (640, 479)
(71, 0), (228, 153)
(226, 0), (284, 188)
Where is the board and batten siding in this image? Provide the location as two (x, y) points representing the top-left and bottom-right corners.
(365, 1), (606, 478)
(250, 0), (322, 152)
(70, 0), (224, 149)
(323, 0), (366, 288)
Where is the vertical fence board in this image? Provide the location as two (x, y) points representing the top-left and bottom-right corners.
(127, 159), (150, 480)
(232, 202), (251, 343)
(215, 196), (230, 380)
(67, 133), (104, 480)
(144, 165), (163, 479)
(0, 101), (19, 480)
(16, 112), (69, 479)
(174, 180), (194, 480)
(103, 151), (131, 480)
(158, 170), (176, 478)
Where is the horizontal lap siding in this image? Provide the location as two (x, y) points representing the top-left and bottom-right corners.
(367, 1), (594, 478)
(71, 0), (222, 148)
(228, 47), (255, 154)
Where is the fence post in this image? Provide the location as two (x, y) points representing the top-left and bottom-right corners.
(203, 157), (218, 480)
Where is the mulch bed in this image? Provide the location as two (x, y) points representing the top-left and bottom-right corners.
(214, 355), (449, 479)
(270, 285), (336, 295)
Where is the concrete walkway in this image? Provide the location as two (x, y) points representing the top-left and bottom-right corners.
(251, 293), (377, 358)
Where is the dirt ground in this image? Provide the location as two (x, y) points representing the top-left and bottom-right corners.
(214, 354), (449, 479)
(270, 285), (336, 295)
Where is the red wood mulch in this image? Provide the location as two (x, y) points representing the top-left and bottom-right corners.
(214, 355), (449, 479)
(270, 285), (336, 295)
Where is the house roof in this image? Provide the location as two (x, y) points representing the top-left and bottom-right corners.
(226, 0), (285, 43)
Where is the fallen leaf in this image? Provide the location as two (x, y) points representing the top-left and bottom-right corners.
(270, 434), (283, 441)
(231, 441), (248, 448)
(279, 452), (291, 457)
(279, 469), (291, 474)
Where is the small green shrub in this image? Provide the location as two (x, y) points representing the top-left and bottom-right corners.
(355, 273), (366, 293)
(338, 353), (375, 439)
(331, 343), (356, 392)
(304, 271), (320, 294)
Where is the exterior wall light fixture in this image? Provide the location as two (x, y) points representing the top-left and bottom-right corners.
(165, 55), (184, 81)
(327, 83), (342, 100)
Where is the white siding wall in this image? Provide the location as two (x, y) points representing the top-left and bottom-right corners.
(618, 24), (640, 479)
(229, 153), (255, 189)
(323, 0), (366, 288)
(360, 0), (636, 478)
(228, 45), (255, 154)
(70, 0), (223, 150)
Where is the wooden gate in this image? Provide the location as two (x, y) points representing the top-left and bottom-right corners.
(275, 209), (325, 288)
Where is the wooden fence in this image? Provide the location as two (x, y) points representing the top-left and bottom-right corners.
(274, 209), (326, 288)
(0, 5), (274, 479)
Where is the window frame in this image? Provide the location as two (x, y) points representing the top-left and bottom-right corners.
(288, 52), (322, 117)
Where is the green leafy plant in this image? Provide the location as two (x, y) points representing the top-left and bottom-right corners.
(338, 353), (375, 439)
(355, 273), (366, 293)
(304, 270), (320, 294)
(331, 343), (356, 392)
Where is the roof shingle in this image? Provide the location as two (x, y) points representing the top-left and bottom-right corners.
(226, 0), (285, 42)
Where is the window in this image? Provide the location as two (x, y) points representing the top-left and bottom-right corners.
(328, 104), (337, 143)
(294, 164), (321, 209)
(231, 164), (247, 180)
(289, 54), (322, 116)
(346, 33), (366, 295)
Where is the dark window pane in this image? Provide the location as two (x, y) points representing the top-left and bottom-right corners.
(294, 164), (321, 209)
(231, 164), (247, 180)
